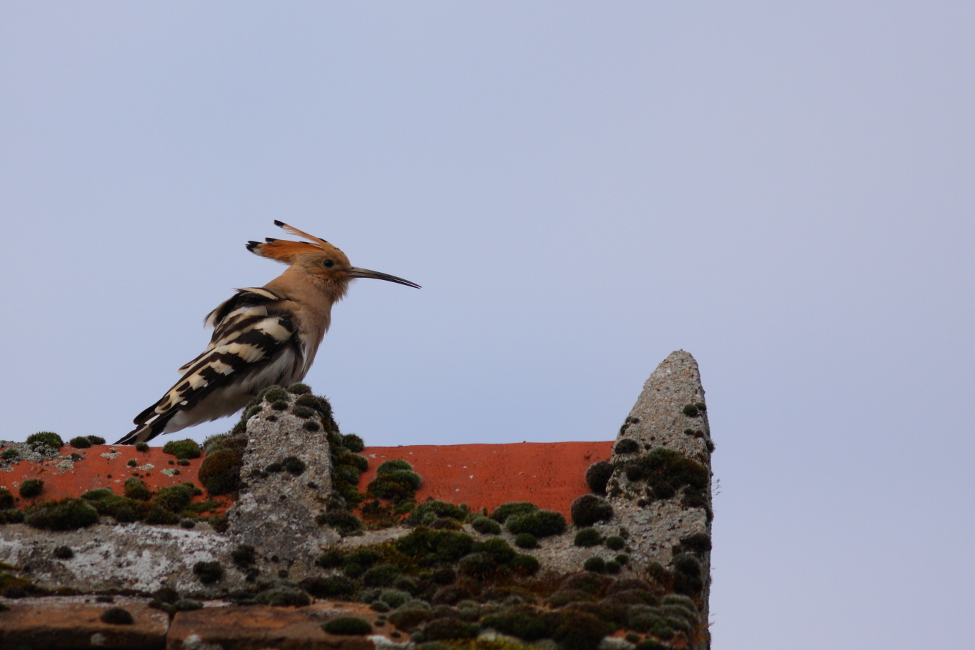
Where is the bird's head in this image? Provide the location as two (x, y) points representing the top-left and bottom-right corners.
(246, 221), (420, 291)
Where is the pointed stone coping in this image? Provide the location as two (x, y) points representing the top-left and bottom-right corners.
(360, 441), (614, 517)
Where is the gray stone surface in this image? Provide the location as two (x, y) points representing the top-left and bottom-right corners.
(0, 522), (238, 596)
(607, 349), (713, 645)
(226, 398), (339, 580)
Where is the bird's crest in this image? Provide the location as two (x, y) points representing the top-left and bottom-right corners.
(246, 220), (336, 263)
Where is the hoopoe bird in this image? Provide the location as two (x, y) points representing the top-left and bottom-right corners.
(116, 221), (419, 445)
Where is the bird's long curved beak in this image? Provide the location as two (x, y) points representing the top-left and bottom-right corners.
(346, 267), (421, 289)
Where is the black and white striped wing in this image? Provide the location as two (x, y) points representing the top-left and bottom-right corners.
(117, 288), (303, 444)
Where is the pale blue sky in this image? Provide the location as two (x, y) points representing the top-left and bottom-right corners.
(1, 3), (973, 647)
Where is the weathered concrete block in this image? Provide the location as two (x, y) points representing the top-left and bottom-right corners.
(227, 393), (340, 579)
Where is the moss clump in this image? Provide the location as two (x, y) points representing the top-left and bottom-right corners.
(514, 533), (538, 549)
(379, 588), (412, 608)
(425, 617), (479, 640)
(281, 455), (306, 475)
(291, 405), (316, 419)
(87, 436), (106, 445)
(25, 498), (99, 531)
(570, 495), (613, 527)
(135, 442), (150, 452)
(19, 479), (44, 499)
(1, 448), (17, 460)
(316, 509), (364, 536)
(481, 605), (548, 641)
(615, 554), (629, 566)
(604, 536), (625, 551)
(407, 500), (467, 526)
(574, 528), (603, 547)
(231, 544), (256, 567)
(489, 502), (538, 524)
(551, 610), (612, 650)
(153, 483), (194, 512)
(162, 439), (201, 460)
(323, 615), (372, 635)
(287, 382), (312, 395)
(301, 575), (355, 598)
(193, 561), (223, 584)
(123, 478), (150, 501)
(583, 557), (606, 573)
(0, 488), (14, 509)
(53, 545), (74, 559)
(585, 461), (614, 496)
(69, 436), (92, 449)
(363, 563), (402, 587)
(614, 438), (639, 455)
(255, 587), (311, 607)
(100, 607), (133, 625)
(259, 385), (290, 403)
(676, 531), (711, 555)
(198, 448), (242, 495)
(27, 432), (63, 450)
(388, 604), (433, 631)
(471, 516), (501, 535)
(341, 434), (364, 452)
(506, 510), (566, 538)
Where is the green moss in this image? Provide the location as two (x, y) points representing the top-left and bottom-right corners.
(135, 442), (150, 452)
(69, 436), (92, 449)
(198, 449), (242, 495)
(193, 561), (223, 584)
(614, 438), (639, 455)
(341, 433), (364, 452)
(583, 556), (606, 573)
(260, 385), (290, 403)
(471, 516), (501, 535)
(388, 605), (432, 632)
(301, 575), (355, 598)
(377, 459), (413, 474)
(380, 588), (412, 608)
(100, 607), (133, 625)
(271, 400), (289, 411)
(551, 610), (612, 650)
(281, 456), (307, 475)
(682, 404), (700, 417)
(316, 509), (364, 536)
(152, 483), (194, 512)
(162, 439), (201, 460)
(604, 561), (621, 574)
(27, 432), (63, 450)
(615, 554), (629, 566)
(425, 617), (479, 641)
(292, 405), (316, 419)
(25, 498), (99, 531)
(255, 587), (311, 607)
(506, 510), (566, 538)
(585, 461), (614, 496)
(514, 533), (537, 549)
(323, 615), (372, 635)
(676, 532), (711, 555)
(0, 488), (13, 509)
(123, 478), (150, 501)
(570, 495), (613, 527)
(604, 536), (625, 551)
(1, 448), (17, 460)
(481, 605), (548, 641)
(231, 545), (256, 567)
(636, 448), (708, 499)
(396, 527), (476, 565)
(406, 500), (466, 526)
(53, 545), (74, 559)
(87, 436), (106, 445)
(363, 563), (402, 587)
(19, 479), (44, 499)
(126, 459), (138, 467)
(287, 382), (312, 394)
(488, 502), (538, 524)
(574, 528), (603, 547)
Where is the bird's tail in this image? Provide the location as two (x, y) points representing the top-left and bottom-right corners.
(115, 403), (175, 445)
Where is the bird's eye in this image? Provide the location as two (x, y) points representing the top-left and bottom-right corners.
(322, 259), (334, 268)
